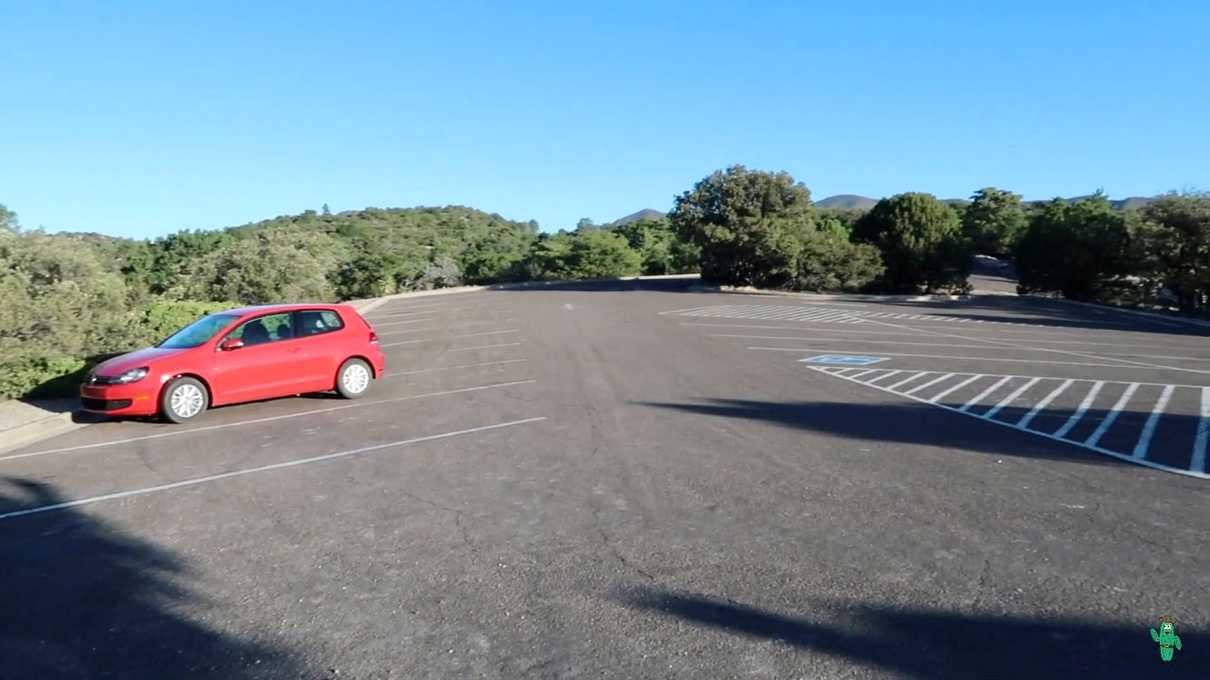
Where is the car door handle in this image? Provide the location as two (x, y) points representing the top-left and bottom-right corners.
(287, 347), (302, 354)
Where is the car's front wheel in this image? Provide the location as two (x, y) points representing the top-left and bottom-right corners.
(336, 358), (372, 399)
(161, 376), (209, 423)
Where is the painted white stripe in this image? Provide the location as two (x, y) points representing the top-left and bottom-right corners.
(814, 368), (1210, 480)
(1192, 387), (1210, 474)
(382, 358), (528, 378)
(928, 374), (984, 403)
(1132, 385), (1175, 460)
(372, 316), (438, 327)
(380, 329), (519, 347)
(904, 372), (956, 396)
(743, 347), (1183, 371)
(446, 342), (523, 353)
(1, 380), (537, 462)
(1054, 381), (1105, 439)
(983, 377), (1042, 421)
(887, 372), (932, 391)
(375, 327), (438, 337)
(846, 369), (880, 380)
(959, 376), (1014, 413)
(0, 417), (548, 521)
(1085, 383), (1140, 447)
(865, 370), (903, 385)
(1016, 379), (1075, 429)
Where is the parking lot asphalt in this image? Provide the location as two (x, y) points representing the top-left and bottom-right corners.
(2, 280), (1207, 679)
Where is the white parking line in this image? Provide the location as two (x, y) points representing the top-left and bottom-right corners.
(928, 374), (985, 403)
(379, 329), (519, 347)
(904, 372), (955, 396)
(1, 380), (538, 462)
(1193, 388), (1210, 474)
(865, 370), (903, 385)
(983, 377), (1042, 420)
(1054, 381), (1105, 439)
(745, 346), (1193, 371)
(382, 359), (528, 378)
(0, 417), (548, 522)
(1085, 383), (1140, 448)
(959, 376), (1014, 413)
(373, 316), (438, 327)
(1017, 379), (1074, 429)
(811, 367), (1210, 479)
(1133, 385), (1175, 459)
(887, 372), (932, 391)
(446, 342), (523, 353)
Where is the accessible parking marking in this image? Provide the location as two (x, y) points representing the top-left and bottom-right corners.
(812, 366), (1209, 478)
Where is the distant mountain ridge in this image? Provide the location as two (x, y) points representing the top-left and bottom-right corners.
(611, 208), (666, 225)
(814, 194), (1158, 211)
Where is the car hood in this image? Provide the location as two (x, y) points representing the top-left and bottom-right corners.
(92, 347), (189, 376)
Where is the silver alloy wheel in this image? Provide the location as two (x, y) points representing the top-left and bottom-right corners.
(342, 363), (371, 394)
(170, 383), (205, 419)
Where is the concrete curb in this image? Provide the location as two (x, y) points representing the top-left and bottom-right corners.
(0, 398), (84, 456)
(347, 274), (702, 315)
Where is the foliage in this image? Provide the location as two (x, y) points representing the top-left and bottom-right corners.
(962, 187), (1026, 256)
(525, 229), (642, 279)
(1013, 194), (1133, 300)
(795, 230), (885, 292)
(670, 165), (816, 287)
(611, 217), (699, 275)
(171, 228), (348, 304)
(853, 192), (972, 292)
(1138, 192), (1210, 313)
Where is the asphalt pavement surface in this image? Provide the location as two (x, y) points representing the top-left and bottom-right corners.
(2, 279), (1208, 679)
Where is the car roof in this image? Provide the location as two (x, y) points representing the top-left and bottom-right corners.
(221, 303), (348, 317)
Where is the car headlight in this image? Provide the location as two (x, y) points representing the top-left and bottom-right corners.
(103, 367), (149, 384)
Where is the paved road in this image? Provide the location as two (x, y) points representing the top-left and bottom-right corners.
(2, 281), (1207, 679)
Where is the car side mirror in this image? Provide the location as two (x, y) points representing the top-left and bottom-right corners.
(219, 337), (245, 351)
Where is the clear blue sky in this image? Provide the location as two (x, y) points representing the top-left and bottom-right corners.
(3, 1), (1207, 238)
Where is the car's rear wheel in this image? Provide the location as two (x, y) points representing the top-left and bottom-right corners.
(336, 358), (372, 399)
(161, 377), (208, 423)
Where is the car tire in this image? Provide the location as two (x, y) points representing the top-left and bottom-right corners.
(336, 358), (372, 399)
(160, 376), (209, 424)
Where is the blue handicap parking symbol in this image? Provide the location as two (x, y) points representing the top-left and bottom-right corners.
(799, 354), (889, 366)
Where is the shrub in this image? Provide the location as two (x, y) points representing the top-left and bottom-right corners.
(853, 193), (972, 292)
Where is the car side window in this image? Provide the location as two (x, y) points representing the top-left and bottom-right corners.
(227, 313), (294, 346)
(295, 310), (345, 338)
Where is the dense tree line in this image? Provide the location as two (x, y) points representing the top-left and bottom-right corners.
(2, 171), (1206, 400)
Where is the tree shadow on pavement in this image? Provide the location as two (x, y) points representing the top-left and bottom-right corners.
(635, 398), (1184, 469)
(0, 478), (305, 679)
(613, 584), (1207, 679)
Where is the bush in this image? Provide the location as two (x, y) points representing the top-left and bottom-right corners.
(1014, 195), (1132, 301)
(795, 231), (885, 292)
(853, 193), (972, 292)
(135, 300), (238, 346)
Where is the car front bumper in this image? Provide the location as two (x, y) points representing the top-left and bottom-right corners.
(80, 382), (159, 416)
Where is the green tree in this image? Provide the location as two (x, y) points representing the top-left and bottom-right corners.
(1140, 192), (1210, 313)
(853, 192), (972, 292)
(670, 165), (815, 287)
(612, 217), (699, 275)
(962, 187), (1026, 256)
(1014, 194), (1133, 300)
(795, 230), (884, 292)
(173, 228), (348, 304)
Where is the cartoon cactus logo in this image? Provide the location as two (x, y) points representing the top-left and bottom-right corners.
(1149, 615), (1182, 662)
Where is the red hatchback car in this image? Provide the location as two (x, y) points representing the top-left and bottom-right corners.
(81, 304), (386, 423)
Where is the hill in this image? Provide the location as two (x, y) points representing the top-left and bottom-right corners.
(611, 208), (666, 225)
(815, 194), (877, 210)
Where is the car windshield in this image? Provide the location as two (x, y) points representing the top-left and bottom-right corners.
(157, 314), (239, 349)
